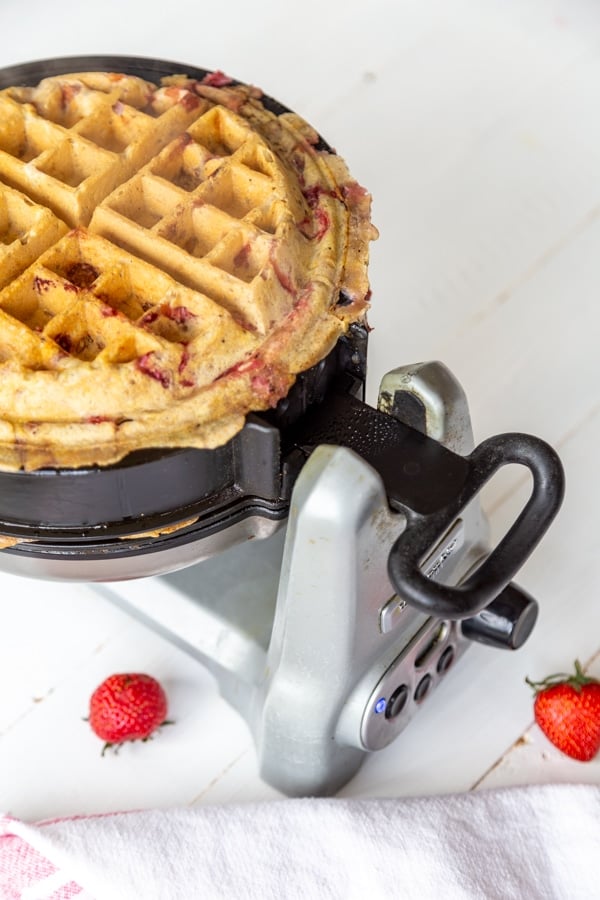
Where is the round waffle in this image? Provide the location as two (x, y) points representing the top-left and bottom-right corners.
(0, 68), (377, 471)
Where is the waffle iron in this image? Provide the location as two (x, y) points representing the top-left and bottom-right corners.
(0, 57), (565, 796)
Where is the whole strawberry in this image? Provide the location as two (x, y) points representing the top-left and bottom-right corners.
(88, 673), (169, 755)
(526, 660), (600, 762)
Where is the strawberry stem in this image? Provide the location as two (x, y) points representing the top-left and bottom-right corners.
(525, 659), (599, 694)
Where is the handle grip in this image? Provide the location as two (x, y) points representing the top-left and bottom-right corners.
(461, 582), (539, 649)
(387, 432), (565, 620)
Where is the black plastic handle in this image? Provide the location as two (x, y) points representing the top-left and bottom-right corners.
(387, 432), (565, 620)
(461, 582), (539, 650)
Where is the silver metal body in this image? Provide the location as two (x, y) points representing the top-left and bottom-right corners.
(102, 362), (493, 796)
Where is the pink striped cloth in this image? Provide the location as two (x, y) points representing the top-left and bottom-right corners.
(2, 784), (599, 899)
(0, 815), (94, 900)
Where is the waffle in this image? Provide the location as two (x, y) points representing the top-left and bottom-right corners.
(0, 69), (377, 470)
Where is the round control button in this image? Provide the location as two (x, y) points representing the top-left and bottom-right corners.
(385, 684), (409, 720)
(437, 645), (455, 674)
(414, 674), (432, 703)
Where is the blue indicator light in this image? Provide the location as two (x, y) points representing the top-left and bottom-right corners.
(374, 697), (387, 715)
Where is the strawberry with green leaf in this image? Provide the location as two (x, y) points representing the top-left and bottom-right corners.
(526, 660), (600, 762)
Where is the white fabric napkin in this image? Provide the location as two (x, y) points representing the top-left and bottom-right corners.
(1, 783), (598, 900)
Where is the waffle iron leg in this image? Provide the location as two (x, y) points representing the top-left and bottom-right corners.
(252, 443), (406, 796)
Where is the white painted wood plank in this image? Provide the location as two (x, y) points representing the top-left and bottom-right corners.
(0, 577), (125, 734)
(364, 48), (600, 407)
(432, 211), (600, 447)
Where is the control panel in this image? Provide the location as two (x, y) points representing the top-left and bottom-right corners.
(359, 617), (469, 751)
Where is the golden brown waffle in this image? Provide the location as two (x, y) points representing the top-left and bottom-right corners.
(0, 73), (206, 227)
(0, 183), (68, 288)
(0, 70), (376, 471)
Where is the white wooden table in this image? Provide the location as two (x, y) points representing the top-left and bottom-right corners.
(1, 0), (600, 822)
